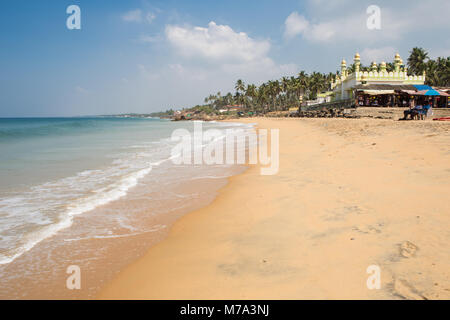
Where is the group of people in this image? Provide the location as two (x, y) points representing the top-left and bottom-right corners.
(401, 99), (433, 120)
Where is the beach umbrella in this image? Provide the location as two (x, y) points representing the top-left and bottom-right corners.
(426, 89), (449, 96)
(415, 89), (449, 96)
(413, 85), (433, 91)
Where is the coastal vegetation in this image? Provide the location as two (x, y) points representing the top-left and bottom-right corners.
(156, 47), (449, 118)
(408, 47), (450, 87)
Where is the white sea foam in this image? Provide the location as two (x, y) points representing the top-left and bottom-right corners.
(0, 120), (254, 265)
(63, 225), (166, 242)
(0, 146), (175, 265)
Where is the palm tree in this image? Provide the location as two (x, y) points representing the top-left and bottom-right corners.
(306, 72), (328, 100)
(235, 79), (245, 93)
(258, 83), (270, 113)
(267, 80), (281, 111)
(408, 47), (429, 75)
(297, 71), (309, 98)
(199, 46), (448, 117)
(426, 57), (450, 87)
(436, 57), (450, 86)
(348, 63), (356, 73)
(385, 62), (395, 72)
(233, 79), (245, 106)
(245, 84), (257, 111)
(425, 60), (439, 86)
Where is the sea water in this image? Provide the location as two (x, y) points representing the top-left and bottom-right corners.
(0, 117), (252, 298)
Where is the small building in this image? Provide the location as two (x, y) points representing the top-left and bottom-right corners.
(353, 84), (449, 108)
(331, 52), (426, 101)
(221, 105), (243, 112)
(435, 88), (450, 107)
(305, 91), (334, 106)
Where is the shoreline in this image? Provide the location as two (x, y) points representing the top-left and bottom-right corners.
(98, 117), (450, 300)
(0, 120), (250, 299)
(0, 159), (244, 300)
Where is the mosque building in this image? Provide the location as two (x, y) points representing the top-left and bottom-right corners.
(331, 52), (426, 101)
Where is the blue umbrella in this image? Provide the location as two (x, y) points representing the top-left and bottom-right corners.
(424, 89), (442, 96)
(413, 85), (433, 91)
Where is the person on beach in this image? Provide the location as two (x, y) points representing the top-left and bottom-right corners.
(402, 102), (422, 120)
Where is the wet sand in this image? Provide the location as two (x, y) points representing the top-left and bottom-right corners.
(99, 117), (450, 300)
(0, 163), (244, 299)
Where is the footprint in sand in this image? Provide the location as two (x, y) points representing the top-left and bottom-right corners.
(324, 205), (365, 221)
(393, 278), (426, 300)
(400, 241), (418, 258)
(353, 224), (381, 234)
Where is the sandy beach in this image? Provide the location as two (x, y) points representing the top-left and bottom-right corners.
(99, 117), (450, 300)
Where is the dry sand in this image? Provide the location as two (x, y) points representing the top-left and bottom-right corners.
(99, 117), (450, 300)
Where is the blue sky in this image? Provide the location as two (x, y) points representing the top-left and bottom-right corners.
(0, 0), (449, 117)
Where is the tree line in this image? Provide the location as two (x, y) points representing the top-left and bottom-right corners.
(203, 71), (335, 114)
(159, 47), (449, 115)
(407, 47), (450, 87)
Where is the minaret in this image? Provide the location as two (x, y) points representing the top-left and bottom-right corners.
(380, 61), (387, 73)
(371, 61), (378, 72)
(341, 59), (347, 78)
(354, 53), (361, 73)
(394, 53), (401, 73)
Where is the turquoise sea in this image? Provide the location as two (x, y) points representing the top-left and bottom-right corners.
(0, 117), (252, 298)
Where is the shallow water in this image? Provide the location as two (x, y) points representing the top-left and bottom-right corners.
(0, 117), (252, 299)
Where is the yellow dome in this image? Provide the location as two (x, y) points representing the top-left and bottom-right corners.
(354, 53), (360, 59)
(341, 59), (347, 65)
(380, 61), (386, 66)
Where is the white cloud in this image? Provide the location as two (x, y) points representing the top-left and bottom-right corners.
(283, 12), (379, 43)
(307, 21), (337, 42)
(122, 9), (156, 24)
(284, 0), (450, 44)
(164, 21), (298, 86)
(132, 21), (299, 108)
(284, 12), (309, 39)
(165, 21), (270, 64)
